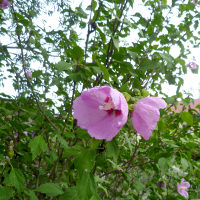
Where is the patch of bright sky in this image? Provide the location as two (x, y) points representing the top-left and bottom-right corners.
(1, 0), (200, 99)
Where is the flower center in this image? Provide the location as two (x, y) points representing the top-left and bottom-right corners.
(99, 96), (121, 117)
(180, 186), (187, 191)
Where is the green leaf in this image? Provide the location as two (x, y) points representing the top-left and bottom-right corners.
(180, 111), (193, 125)
(112, 37), (119, 51)
(141, 60), (160, 70)
(96, 27), (106, 44)
(74, 149), (95, 175)
(127, 50), (137, 61)
(76, 6), (88, 19)
(106, 140), (119, 162)
(77, 172), (97, 200)
(157, 120), (167, 132)
(71, 46), (84, 62)
(134, 180), (145, 193)
(55, 61), (72, 72)
(158, 157), (169, 173)
(57, 133), (68, 150)
(96, 61), (109, 82)
(181, 157), (189, 170)
(159, 52), (173, 63)
(3, 169), (25, 193)
(44, 37), (54, 43)
(89, 194), (101, 200)
(59, 187), (79, 200)
(35, 183), (63, 197)
(63, 145), (82, 158)
(28, 135), (48, 160)
(24, 190), (38, 200)
(0, 186), (14, 200)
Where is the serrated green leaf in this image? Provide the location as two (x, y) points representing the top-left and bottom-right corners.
(35, 183), (63, 197)
(180, 111), (193, 125)
(71, 46), (84, 62)
(77, 172), (97, 200)
(28, 135), (48, 160)
(0, 186), (14, 200)
(3, 169), (25, 193)
(158, 157), (168, 173)
(74, 149), (95, 175)
(24, 190), (38, 200)
(55, 61), (72, 72)
(59, 187), (79, 200)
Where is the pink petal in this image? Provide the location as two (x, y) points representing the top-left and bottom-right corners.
(132, 104), (160, 140)
(177, 183), (181, 192)
(0, 0), (10, 9)
(87, 113), (125, 141)
(26, 71), (32, 79)
(132, 97), (167, 140)
(180, 190), (189, 198)
(138, 97), (167, 109)
(73, 86), (128, 141)
(23, 131), (28, 136)
(190, 62), (197, 70)
(181, 179), (190, 188)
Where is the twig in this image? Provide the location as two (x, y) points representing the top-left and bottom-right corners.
(94, 0), (129, 86)
(84, 0), (94, 62)
(11, 4), (61, 135)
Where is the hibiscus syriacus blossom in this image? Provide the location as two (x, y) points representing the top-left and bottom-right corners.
(193, 0), (200, 7)
(177, 178), (190, 198)
(131, 97), (167, 140)
(186, 62), (197, 70)
(26, 71), (32, 79)
(0, 0), (11, 9)
(73, 86), (128, 141)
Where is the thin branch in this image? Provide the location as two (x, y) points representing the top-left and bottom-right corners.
(94, 0), (129, 86)
(11, 4), (61, 134)
(84, 0), (94, 62)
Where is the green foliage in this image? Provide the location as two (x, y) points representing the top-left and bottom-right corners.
(4, 169), (25, 193)
(35, 183), (63, 197)
(0, 0), (200, 199)
(180, 111), (193, 125)
(28, 135), (48, 160)
(0, 186), (14, 200)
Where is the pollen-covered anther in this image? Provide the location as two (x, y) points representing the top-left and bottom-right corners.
(99, 101), (115, 111)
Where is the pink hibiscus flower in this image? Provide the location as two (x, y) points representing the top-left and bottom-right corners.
(131, 97), (167, 140)
(23, 131), (28, 136)
(177, 178), (190, 198)
(73, 86), (128, 141)
(193, 0), (200, 7)
(186, 62), (197, 70)
(0, 0), (10, 9)
(26, 71), (32, 79)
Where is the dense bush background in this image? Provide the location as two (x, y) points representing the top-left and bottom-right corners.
(0, 0), (200, 199)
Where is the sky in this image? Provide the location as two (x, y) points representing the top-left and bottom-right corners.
(1, 0), (200, 99)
